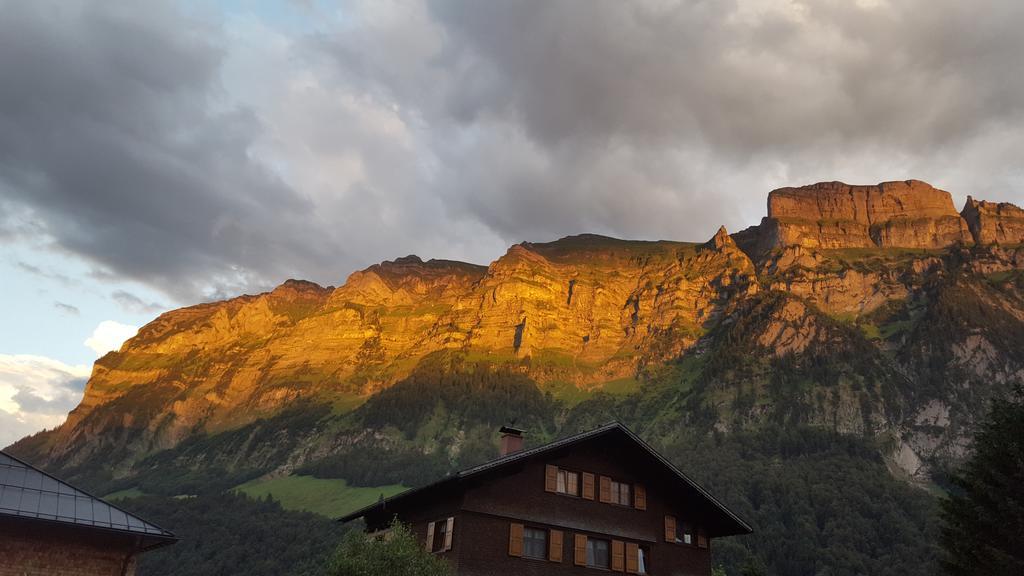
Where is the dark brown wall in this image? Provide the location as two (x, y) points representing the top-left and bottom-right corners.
(453, 511), (709, 576)
(396, 437), (716, 576)
(0, 519), (140, 576)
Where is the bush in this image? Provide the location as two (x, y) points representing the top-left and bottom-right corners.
(327, 520), (452, 576)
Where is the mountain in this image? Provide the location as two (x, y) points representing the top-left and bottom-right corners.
(8, 179), (1024, 575)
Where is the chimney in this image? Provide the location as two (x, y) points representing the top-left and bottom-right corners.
(499, 426), (525, 457)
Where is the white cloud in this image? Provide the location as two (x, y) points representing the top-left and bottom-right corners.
(0, 354), (89, 448)
(83, 320), (138, 357)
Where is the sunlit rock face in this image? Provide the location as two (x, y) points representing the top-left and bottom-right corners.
(15, 180), (1024, 483)
(40, 230), (761, 466)
(734, 180), (975, 257)
(961, 196), (1024, 245)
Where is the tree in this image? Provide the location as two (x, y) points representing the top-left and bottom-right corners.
(326, 520), (453, 576)
(940, 385), (1024, 576)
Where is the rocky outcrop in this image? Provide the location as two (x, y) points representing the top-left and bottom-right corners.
(961, 197), (1024, 245)
(735, 180), (974, 259)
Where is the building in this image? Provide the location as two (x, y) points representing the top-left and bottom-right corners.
(0, 450), (176, 576)
(339, 422), (751, 575)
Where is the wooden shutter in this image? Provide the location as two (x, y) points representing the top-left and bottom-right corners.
(443, 517), (454, 551)
(574, 534), (587, 566)
(508, 523), (524, 557)
(425, 521), (436, 551)
(634, 484), (647, 510)
(611, 540), (625, 571)
(582, 472), (595, 500)
(599, 476), (612, 503)
(664, 515), (676, 542)
(698, 528), (708, 549)
(549, 529), (564, 562)
(545, 464), (558, 493)
(625, 542), (639, 574)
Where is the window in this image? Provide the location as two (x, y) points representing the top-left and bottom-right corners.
(638, 546), (650, 574)
(432, 520), (448, 552)
(557, 469), (579, 496)
(586, 538), (610, 569)
(609, 480), (631, 506)
(677, 522), (693, 545)
(523, 527), (547, 560)
(427, 517), (453, 553)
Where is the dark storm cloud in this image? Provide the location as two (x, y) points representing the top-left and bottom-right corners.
(419, 0), (1024, 236)
(429, 0), (1024, 153)
(0, 0), (336, 301)
(3, 0), (1024, 306)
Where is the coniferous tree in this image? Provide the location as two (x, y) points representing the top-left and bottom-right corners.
(940, 385), (1024, 576)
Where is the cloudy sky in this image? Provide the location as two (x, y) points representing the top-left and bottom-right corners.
(2, 0), (1024, 446)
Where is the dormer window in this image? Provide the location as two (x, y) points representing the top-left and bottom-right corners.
(557, 469), (580, 496)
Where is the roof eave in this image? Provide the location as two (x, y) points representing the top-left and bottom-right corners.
(337, 422), (752, 536)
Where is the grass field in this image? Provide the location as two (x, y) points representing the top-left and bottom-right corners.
(233, 475), (407, 518)
(104, 487), (144, 500)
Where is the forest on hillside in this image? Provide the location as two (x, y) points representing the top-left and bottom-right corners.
(117, 424), (940, 576)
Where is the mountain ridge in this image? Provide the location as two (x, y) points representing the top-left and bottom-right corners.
(8, 180), (1024, 492)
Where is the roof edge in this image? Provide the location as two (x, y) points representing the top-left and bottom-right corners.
(0, 449), (177, 541)
(337, 422), (752, 534)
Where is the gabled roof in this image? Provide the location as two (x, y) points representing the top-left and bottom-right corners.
(0, 450), (176, 547)
(338, 421), (752, 536)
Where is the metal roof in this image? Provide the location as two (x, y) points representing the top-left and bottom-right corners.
(0, 450), (175, 541)
(337, 421), (752, 535)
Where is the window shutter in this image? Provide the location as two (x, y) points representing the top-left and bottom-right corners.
(582, 472), (595, 500)
(599, 476), (612, 503)
(509, 523), (524, 557)
(697, 528), (708, 549)
(545, 464), (558, 493)
(611, 540), (625, 572)
(425, 521), (436, 551)
(443, 517), (454, 551)
(574, 534), (587, 566)
(625, 542), (639, 574)
(664, 515), (676, 542)
(549, 529), (564, 562)
(634, 484), (647, 510)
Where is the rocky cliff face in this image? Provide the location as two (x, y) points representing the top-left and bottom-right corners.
(961, 196), (1024, 245)
(734, 180), (975, 259)
(9, 180), (1024, 488)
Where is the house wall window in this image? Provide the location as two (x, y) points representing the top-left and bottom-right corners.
(432, 521), (448, 552)
(609, 480), (631, 506)
(426, 517), (453, 553)
(665, 515), (703, 547)
(557, 469), (579, 496)
(523, 527), (547, 559)
(638, 545), (650, 574)
(678, 522), (693, 545)
(586, 538), (610, 568)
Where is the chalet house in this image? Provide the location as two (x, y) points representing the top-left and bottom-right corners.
(339, 422), (751, 576)
(0, 450), (176, 576)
